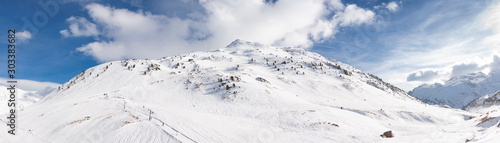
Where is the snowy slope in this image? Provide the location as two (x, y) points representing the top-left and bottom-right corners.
(409, 72), (500, 109)
(466, 107), (500, 143)
(0, 79), (59, 115)
(0, 86), (59, 142)
(462, 91), (500, 142)
(466, 91), (500, 109)
(3, 40), (493, 142)
(0, 86), (50, 114)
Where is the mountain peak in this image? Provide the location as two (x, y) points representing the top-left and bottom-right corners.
(445, 72), (487, 86)
(410, 71), (500, 109)
(16, 40), (444, 143)
(226, 39), (265, 49)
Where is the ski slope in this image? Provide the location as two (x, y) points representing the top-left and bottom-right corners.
(2, 40), (499, 142)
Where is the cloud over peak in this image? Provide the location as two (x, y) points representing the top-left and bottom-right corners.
(407, 70), (440, 82)
(65, 0), (376, 62)
(450, 63), (485, 78)
(406, 53), (500, 82)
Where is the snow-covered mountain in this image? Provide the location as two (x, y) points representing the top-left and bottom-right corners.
(0, 85), (59, 115)
(409, 72), (500, 109)
(0, 78), (60, 96)
(465, 90), (500, 110)
(0, 79), (59, 115)
(3, 40), (495, 142)
(463, 90), (500, 142)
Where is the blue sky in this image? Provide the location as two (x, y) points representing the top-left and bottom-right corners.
(1, 0), (499, 91)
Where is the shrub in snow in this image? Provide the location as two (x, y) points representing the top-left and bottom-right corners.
(343, 69), (352, 76)
(380, 131), (393, 138)
(256, 77), (269, 84)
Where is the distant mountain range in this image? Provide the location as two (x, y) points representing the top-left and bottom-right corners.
(410, 71), (500, 109)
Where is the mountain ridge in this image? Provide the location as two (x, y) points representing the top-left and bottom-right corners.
(3, 39), (487, 142)
(409, 72), (500, 109)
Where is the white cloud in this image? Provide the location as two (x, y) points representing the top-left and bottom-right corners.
(386, 2), (399, 12)
(481, 1), (500, 51)
(362, 1), (498, 91)
(60, 16), (99, 37)
(17, 31), (32, 41)
(450, 63), (485, 77)
(0, 78), (60, 92)
(325, 0), (345, 11)
(401, 53), (500, 90)
(491, 55), (500, 74)
(407, 70), (440, 82)
(335, 4), (375, 27)
(76, 3), (194, 62)
(374, 1), (400, 12)
(483, 2), (500, 32)
(71, 1), (375, 62)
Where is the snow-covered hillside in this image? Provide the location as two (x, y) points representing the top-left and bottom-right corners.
(466, 91), (500, 109)
(3, 40), (494, 142)
(0, 85), (55, 115)
(462, 91), (500, 142)
(409, 72), (500, 109)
